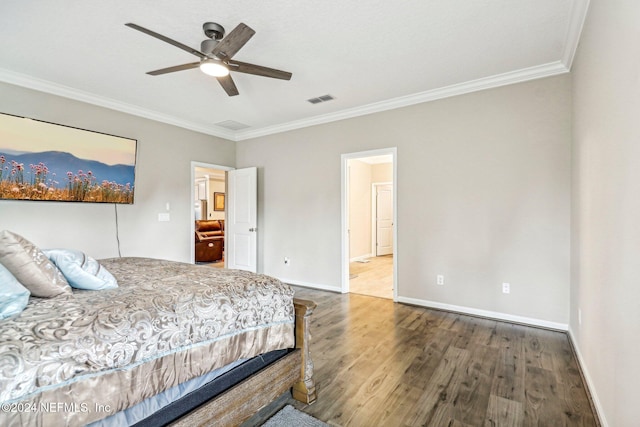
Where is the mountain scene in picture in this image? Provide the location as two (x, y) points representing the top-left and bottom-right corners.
(0, 113), (136, 204)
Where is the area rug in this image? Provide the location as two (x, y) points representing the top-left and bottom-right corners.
(261, 405), (329, 427)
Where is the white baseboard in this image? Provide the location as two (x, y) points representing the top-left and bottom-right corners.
(396, 296), (568, 331)
(567, 327), (608, 427)
(279, 278), (342, 293)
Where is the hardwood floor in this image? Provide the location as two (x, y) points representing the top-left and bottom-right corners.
(275, 287), (598, 427)
(349, 255), (393, 299)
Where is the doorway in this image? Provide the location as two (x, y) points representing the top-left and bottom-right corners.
(190, 162), (233, 266)
(341, 148), (397, 300)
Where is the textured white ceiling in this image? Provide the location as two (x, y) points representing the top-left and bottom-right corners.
(0, 0), (588, 140)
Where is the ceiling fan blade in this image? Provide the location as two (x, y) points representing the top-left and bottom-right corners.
(147, 62), (200, 76)
(216, 74), (239, 96)
(212, 23), (255, 59)
(125, 23), (207, 59)
(227, 60), (292, 80)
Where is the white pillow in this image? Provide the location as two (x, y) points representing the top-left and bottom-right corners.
(0, 230), (71, 298)
(0, 262), (30, 320)
(43, 249), (118, 290)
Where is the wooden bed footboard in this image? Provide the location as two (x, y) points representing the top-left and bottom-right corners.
(171, 298), (316, 427)
(292, 298), (317, 404)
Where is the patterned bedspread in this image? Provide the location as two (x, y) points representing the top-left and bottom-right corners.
(0, 257), (295, 426)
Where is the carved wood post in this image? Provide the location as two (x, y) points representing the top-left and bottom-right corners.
(292, 298), (317, 404)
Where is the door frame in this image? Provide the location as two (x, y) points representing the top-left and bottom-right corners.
(371, 181), (393, 256)
(341, 147), (398, 301)
(190, 161), (234, 264)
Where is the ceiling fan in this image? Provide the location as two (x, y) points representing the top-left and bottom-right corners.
(125, 21), (292, 96)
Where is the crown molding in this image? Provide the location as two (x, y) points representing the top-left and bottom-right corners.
(0, 68), (236, 141)
(562, 0), (591, 69)
(235, 61), (569, 141)
(1, 58), (571, 143)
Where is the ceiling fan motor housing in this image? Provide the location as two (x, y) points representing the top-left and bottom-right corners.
(200, 39), (220, 55)
(203, 22), (225, 40)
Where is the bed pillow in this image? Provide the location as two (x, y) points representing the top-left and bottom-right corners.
(0, 230), (71, 298)
(0, 263), (30, 320)
(43, 248), (118, 290)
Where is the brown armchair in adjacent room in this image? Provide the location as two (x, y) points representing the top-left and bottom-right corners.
(195, 220), (225, 262)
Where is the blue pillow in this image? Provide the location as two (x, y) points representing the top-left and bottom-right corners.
(43, 249), (118, 290)
(0, 262), (30, 320)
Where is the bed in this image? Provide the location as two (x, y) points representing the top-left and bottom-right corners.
(0, 257), (316, 427)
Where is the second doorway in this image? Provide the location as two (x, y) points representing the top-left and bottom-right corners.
(347, 154), (394, 299)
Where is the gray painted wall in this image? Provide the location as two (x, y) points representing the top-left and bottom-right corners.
(0, 82), (235, 261)
(237, 74), (572, 324)
(571, 0), (640, 425)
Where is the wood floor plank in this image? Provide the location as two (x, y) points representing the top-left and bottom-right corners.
(524, 328), (555, 370)
(548, 333), (599, 426)
(401, 345), (471, 426)
(523, 365), (562, 425)
(450, 344), (499, 425)
(401, 327), (454, 390)
(484, 395), (523, 427)
(366, 383), (424, 426)
(491, 324), (527, 403)
(453, 316), (499, 350)
(337, 346), (423, 426)
(275, 287), (598, 427)
(349, 255), (393, 300)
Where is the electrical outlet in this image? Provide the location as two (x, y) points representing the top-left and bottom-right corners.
(578, 308), (582, 326)
(437, 275), (444, 285)
(158, 213), (170, 222)
(502, 283), (510, 294)
(284, 257), (290, 266)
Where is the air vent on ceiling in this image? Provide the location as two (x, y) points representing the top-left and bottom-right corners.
(215, 120), (251, 130)
(307, 94), (335, 104)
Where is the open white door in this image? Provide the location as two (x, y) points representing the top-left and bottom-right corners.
(226, 167), (257, 272)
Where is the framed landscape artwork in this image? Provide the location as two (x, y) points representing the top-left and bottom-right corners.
(0, 112), (137, 204)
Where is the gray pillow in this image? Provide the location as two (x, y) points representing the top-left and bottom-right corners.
(0, 230), (71, 298)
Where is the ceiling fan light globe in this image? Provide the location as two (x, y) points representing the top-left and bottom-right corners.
(200, 59), (229, 77)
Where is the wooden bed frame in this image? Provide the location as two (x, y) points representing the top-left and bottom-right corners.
(170, 298), (317, 427)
